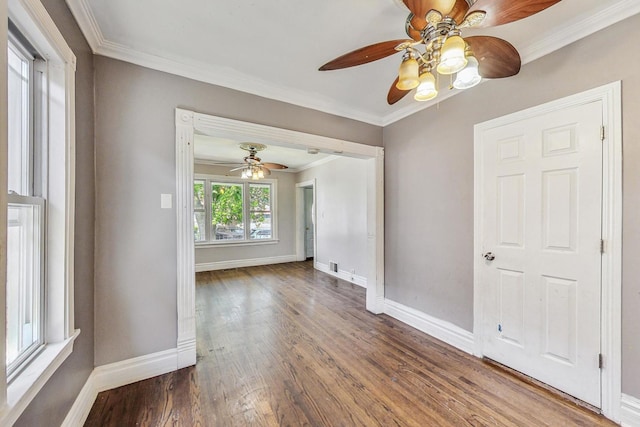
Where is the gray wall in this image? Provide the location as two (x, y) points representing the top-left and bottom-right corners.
(297, 157), (368, 278)
(194, 163), (297, 265)
(14, 0), (95, 425)
(383, 13), (640, 398)
(94, 56), (383, 365)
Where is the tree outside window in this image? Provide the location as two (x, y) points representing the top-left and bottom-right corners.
(193, 177), (275, 243)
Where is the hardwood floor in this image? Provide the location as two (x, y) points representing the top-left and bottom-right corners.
(85, 261), (615, 426)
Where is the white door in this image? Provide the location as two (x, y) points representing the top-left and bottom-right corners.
(304, 188), (314, 259)
(478, 101), (603, 407)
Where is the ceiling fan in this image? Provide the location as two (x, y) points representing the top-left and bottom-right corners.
(319, 0), (562, 104)
(216, 143), (288, 180)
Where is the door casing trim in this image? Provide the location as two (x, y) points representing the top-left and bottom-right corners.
(295, 180), (316, 262)
(473, 81), (622, 421)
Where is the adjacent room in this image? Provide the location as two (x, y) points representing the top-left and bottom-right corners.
(1, 0), (639, 426)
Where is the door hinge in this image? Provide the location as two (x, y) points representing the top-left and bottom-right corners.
(599, 353), (604, 369)
(600, 126), (606, 142)
(600, 239), (605, 254)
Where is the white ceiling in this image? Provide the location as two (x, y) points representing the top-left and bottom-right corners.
(66, 0), (640, 126)
(194, 135), (334, 170)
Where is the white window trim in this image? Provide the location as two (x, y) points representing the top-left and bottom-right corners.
(194, 174), (278, 246)
(0, 0), (78, 424)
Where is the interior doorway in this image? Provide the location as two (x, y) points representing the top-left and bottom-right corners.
(175, 109), (385, 372)
(477, 99), (603, 406)
(473, 82), (622, 419)
(296, 180), (316, 262)
(304, 188), (314, 259)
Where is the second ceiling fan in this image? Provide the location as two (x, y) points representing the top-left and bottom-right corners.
(229, 143), (288, 180)
(319, 0), (563, 104)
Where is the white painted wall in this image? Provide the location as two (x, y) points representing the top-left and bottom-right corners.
(297, 157), (368, 279)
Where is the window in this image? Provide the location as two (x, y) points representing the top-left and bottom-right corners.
(7, 36), (45, 378)
(1, 1), (77, 424)
(194, 176), (276, 244)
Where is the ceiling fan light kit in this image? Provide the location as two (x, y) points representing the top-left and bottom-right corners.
(209, 143), (288, 180)
(319, 0), (562, 105)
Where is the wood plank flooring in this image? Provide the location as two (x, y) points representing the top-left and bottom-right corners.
(85, 261), (615, 426)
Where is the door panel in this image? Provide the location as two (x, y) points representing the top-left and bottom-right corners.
(479, 101), (603, 407)
(498, 269), (525, 347)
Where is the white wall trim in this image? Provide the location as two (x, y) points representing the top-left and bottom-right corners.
(367, 150), (385, 313)
(295, 180), (316, 262)
(1, 332), (79, 426)
(621, 394), (640, 427)
(60, 369), (97, 427)
(1, 0), (77, 422)
(176, 109), (385, 379)
(473, 82), (622, 422)
(65, 0), (382, 125)
(175, 110), (197, 370)
(384, 299), (475, 355)
(92, 349), (178, 393)
(62, 348), (179, 427)
(315, 262), (367, 288)
(196, 255), (298, 272)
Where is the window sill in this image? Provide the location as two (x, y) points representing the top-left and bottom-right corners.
(195, 239), (280, 249)
(0, 329), (81, 426)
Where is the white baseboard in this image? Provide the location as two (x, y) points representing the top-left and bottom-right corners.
(62, 348), (179, 426)
(177, 338), (197, 369)
(622, 393), (640, 427)
(315, 262), (367, 288)
(61, 371), (98, 427)
(93, 348), (178, 393)
(196, 255), (298, 272)
(384, 299), (475, 355)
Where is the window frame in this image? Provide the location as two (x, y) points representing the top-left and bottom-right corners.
(1, 0), (79, 424)
(6, 194), (45, 380)
(6, 33), (48, 381)
(194, 174), (278, 247)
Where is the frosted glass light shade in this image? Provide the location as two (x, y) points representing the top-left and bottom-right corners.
(396, 56), (420, 90)
(437, 35), (467, 75)
(453, 56), (481, 89)
(414, 71), (438, 101)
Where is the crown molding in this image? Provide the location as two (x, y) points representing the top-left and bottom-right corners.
(65, 0), (384, 126)
(64, 0), (104, 49)
(519, 0), (640, 63)
(66, 0), (640, 128)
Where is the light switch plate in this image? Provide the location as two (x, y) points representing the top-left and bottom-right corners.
(161, 193), (172, 209)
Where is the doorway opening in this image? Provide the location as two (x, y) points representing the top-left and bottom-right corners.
(175, 109), (385, 371)
(473, 82), (622, 420)
(296, 181), (315, 262)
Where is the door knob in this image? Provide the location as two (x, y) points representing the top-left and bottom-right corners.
(483, 252), (495, 261)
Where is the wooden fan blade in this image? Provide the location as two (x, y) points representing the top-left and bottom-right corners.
(467, 0), (562, 28)
(262, 167), (272, 176)
(319, 40), (408, 71)
(387, 77), (411, 105)
(261, 162), (288, 170)
(448, 0), (470, 24)
(465, 36), (521, 78)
